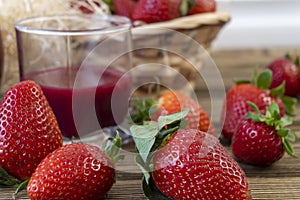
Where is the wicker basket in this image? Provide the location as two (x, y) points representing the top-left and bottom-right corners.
(131, 12), (231, 94)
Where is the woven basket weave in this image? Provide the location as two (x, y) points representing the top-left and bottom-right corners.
(131, 12), (231, 93)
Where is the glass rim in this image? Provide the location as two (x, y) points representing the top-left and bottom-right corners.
(14, 14), (131, 36)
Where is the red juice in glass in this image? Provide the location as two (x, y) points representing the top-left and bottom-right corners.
(23, 66), (132, 138)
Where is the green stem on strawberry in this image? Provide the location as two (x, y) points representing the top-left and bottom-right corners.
(129, 97), (158, 125)
(246, 101), (297, 158)
(236, 69), (297, 116)
(180, 0), (190, 16)
(13, 179), (29, 199)
(0, 167), (21, 187)
(102, 131), (125, 163)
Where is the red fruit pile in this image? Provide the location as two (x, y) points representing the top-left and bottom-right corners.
(75, 0), (217, 23)
(221, 69), (297, 167)
(119, 0), (217, 23)
(221, 69), (296, 141)
(0, 80), (122, 200)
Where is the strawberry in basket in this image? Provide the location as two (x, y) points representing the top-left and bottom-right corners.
(124, 0), (217, 23)
(72, 0), (217, 23)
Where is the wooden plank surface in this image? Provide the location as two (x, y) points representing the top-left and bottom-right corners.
(1, 48), (300, 199)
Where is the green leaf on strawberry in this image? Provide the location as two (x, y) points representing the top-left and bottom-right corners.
(13, 180), (29, 199)
(269, 81), (285, 96)
(281, 95), (298, 116)
(269, 81), (297, 116)
(130, 110), (189, 183)
(142, 176), (171, 200)
(256, 69), (272, 89)
(0, 167), (21, 187)
(129, 97), (157, 125)
(237, 69), (297, 115)
(130, 90), (216, 135)
(246, 101), (297, 158)
(157, 109), (189, 130)
(131, 109), (189, 158)
(102, 131), (125, 163)
(131, 121), (159, 163)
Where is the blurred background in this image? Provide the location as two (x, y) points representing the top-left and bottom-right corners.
(212, 0), (300, 50)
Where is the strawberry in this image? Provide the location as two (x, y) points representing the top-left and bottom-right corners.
(26, 134), (123, 200)
(132, 0), (183, 23)
(113, 0), (137, 20)
(266, 55), (300, 97)
(188, 0), (217, 15)
(0, 81), (62, 184)
(221, 69), (297, 141)
(130, 90), (216, 135)
(232, 102), (297, 166)
(130, 110), (252, 199)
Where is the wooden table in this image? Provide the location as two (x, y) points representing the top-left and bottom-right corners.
(1, 48), (300, 199)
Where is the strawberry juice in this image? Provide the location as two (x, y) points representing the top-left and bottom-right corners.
(23, 66), (132, 138)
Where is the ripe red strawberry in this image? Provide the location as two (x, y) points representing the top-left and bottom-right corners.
(221, 84), (284, 140)
(188, 0), (217, 15)
(113, 0), (137, 20)
(130, 90), (215, 135)
(266, 55), (300, 97)
(26, 133), (123, 200)
(232, 102), (297, 166)
(132, 0), (183, 23)
(221, 70), (296, 141)
(130, 111), (252, 199)
(0, 81), (62, 183)
(158, 91), (215, 135)
(27, 143), (116, 200)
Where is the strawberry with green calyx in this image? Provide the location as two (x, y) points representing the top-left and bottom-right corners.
(0, 81), (62, 186)
(267, 53), (300, 97)
(132, 0), (187, 23)
(103, 0), (217, 23)
(187, 0), (217, 15)
(130, 110), (252, 200)
(221, 69), (297, 141)
(130, 90), (216, 136)
(24, 132), (123, 200)
(232, 101), (297, 167)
